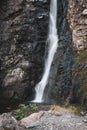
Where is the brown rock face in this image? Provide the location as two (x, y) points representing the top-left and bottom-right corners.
(68, 0), (87, 50)
(67, 0), (87, 104)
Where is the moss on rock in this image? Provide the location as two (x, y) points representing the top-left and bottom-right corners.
(72, 49), (87, 107)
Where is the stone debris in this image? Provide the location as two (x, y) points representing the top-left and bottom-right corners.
(26, 111), (87, 130)
(82, 9), (87, 15)
(83, 119), (87, 123)
(48, 110), (62, 116)
(0, 110), (87, 130)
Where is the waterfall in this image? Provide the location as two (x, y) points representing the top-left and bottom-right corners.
(32, 0), (58, 103)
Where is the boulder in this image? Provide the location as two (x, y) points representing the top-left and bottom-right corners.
(0, 113), (25, 130)
(21, 111), (44, 126)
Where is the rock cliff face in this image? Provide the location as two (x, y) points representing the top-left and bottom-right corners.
(0, 0), (50, 107)
(68, 0), (87, 104)
(0, 0), (87, 108)
(46, 0), (72, 103)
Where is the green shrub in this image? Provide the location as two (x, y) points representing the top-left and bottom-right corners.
(13, 104), (38, 120)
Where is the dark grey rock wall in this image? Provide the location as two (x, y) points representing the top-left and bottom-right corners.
(0, 0), (50, 106)
(45, 0), (72, 103)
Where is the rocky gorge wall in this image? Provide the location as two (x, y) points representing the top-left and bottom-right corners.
(46, 0), (72, 103)
(46, 0), (87, 105)
(0, 0), (87, 110)
(68, 0), (87, 104)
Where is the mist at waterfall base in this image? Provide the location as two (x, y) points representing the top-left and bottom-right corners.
(31, 0), (58, 103)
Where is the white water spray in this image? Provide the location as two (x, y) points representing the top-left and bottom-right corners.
(33, 0), (58, 103)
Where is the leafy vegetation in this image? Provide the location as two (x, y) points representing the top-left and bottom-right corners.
(13, 104), (38, 120)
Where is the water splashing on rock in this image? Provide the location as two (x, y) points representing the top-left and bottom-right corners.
(32, 0), (58, 103)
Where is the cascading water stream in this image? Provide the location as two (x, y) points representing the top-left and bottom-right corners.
(32, 0), (58, 103)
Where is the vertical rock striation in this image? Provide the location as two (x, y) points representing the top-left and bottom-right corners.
(46, 0), (72, 103)
(47, 0), (87, 104)
(68, 0), (87, 104)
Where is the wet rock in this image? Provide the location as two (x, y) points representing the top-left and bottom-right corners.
(46, 0), (72, 103)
